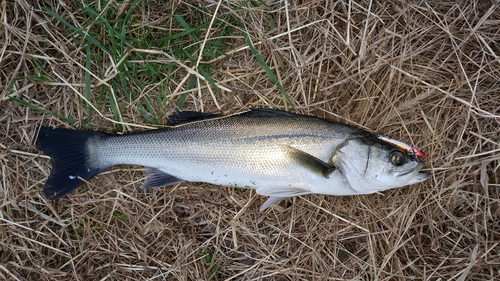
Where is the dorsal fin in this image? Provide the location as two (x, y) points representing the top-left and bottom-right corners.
(167, 111), (220, 126)
(167, 108), (300, 126)
(240, 108), (300, 118)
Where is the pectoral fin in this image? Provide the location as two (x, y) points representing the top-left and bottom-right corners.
(141, 167), (184, 189)
(283, 145), (336, 178)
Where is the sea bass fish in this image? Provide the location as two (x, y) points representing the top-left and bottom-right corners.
(36, 108), (429, 210)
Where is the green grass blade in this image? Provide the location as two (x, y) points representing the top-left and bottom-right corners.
(42, 7), (109, 52)
(9, 96), (77, 125)
(85, 43), (92, 124)
(176, 76), (197, 109)
(174, 14), (201, 42)
(242, 31), (292, 106)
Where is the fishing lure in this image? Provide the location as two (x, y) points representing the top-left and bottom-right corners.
(377, 135), (426, 159)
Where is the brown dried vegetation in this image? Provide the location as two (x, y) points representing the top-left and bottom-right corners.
(1, 0), (499, 280)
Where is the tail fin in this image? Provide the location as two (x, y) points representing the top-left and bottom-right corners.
(37, 127), (106, 199)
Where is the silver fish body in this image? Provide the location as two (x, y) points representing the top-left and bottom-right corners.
(37, 109), (429, 210)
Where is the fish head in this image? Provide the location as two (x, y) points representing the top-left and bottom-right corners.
(332, 135), (429, 193)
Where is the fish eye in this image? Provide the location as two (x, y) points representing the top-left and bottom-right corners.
(390, 150), (406, 166)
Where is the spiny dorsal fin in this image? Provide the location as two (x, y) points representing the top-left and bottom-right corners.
(167, 111), (220, 126)
(167, 108), (300, 126)
(283, 145), (336, 178)
(240, 108), (300, 118)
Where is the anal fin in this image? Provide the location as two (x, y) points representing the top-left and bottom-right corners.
(141, 167), (184, 189)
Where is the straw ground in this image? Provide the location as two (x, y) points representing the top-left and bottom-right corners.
(1, 0), (499, 280)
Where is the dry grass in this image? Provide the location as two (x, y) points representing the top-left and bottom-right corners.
(1, 0), (500, 280)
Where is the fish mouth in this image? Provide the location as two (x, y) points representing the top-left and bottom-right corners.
(396, 169), (416, 177)
(394, 169), (429, 185)
(394, 162), (423, 177)
(406, 171), (430, 184)
(394, 163), (429, 184)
